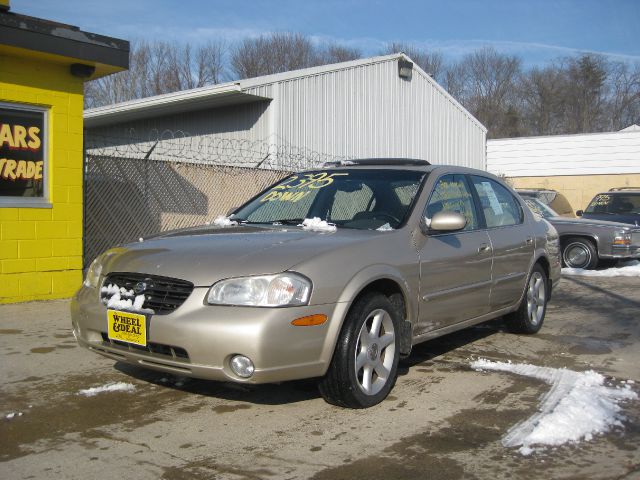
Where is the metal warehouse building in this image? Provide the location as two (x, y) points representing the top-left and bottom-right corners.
(84, 53), (486, 168)
(81, 54), (486, 264)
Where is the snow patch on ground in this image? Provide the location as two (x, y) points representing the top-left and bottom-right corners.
(300, 217), (337, 233)
(471, 358), (637, 455)
(212, 216), (238, 227)
(562, 260), (640, 277)
(78, 382), (136, 397)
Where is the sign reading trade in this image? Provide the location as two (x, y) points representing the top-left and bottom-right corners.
(0, 105), (45, 198)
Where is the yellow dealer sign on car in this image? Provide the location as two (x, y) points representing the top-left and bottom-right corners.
(107, 310), (147, 346)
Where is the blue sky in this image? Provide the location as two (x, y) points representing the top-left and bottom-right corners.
(15, 0), (640, 67)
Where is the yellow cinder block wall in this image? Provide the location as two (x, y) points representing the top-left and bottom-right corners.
(509, 174), (640, 217)
(1, 55), (84, 303)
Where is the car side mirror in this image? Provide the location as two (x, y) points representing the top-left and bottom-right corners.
(576, 210), (583, 217)
(422, 211), (467, 234)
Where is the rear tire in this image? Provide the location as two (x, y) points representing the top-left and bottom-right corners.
(319, 293), (400, 408)
(505, 264), (548, 334)
(562, 237), (598, 269)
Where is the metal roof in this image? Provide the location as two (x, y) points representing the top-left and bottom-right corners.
(84, 84), (271, 128)
(84, 53), (485, 132)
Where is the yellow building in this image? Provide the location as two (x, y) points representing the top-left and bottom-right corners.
(0, 2), (128, 303)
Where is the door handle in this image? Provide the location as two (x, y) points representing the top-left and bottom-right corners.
(478, 244), (491, 254)
(525, 237), (533, 245)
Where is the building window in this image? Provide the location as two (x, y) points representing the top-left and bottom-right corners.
(0, 102), (49, 207)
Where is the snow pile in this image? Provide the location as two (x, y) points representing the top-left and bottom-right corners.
(562, 260), (640, 277)
(101, 284), (134, 297)
(212, 216), (238, 227)
(377, 223), (394, 231)
(101, 284), (154, 314)
(471, 358), (637, 455)
(78, 382), (136, 397)
(300, 217), (337, 233)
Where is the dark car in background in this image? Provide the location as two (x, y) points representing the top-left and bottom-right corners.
(577, 188), (640, 226)
(523, 197), (640, 269)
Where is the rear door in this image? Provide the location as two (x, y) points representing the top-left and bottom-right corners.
(416, 174), (493, 334)
(469, 175), (533, 310)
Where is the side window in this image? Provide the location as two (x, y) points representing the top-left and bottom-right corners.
(425, 174), (478, 231)
(470, 176), (523, 228)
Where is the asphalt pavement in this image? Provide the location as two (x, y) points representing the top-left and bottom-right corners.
(1, 275), (639, 480)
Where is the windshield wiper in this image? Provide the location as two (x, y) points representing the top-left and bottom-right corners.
(272, 219), (306, 225)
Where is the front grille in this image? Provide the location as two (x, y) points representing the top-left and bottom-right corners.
(101, 332), (190, 361)
(102, 272), (194, 315)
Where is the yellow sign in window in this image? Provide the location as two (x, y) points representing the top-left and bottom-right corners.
(107, 309), (147, 346)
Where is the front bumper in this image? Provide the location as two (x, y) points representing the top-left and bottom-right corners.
(602, 245), (640, 260)
(71, 285), (341, 384)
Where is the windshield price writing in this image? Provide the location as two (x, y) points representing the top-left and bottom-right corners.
(261, 172), (349, 203)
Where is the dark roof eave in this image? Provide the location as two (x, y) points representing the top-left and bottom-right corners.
(0, 11), (129, 70)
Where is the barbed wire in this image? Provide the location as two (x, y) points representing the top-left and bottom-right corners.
(85, 128), (352, 173)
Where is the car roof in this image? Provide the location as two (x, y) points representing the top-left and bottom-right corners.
(606, 188), (640, 193)
(318, 159), (498, 177)
(322, 158), (432, 170)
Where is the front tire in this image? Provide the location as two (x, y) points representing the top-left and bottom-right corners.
(319, 293), (400, 408)
(505, 264), (548, 334)
(562, 237), (598, 269)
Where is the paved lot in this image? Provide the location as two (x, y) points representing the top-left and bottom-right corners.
(1, 275), (639, 480)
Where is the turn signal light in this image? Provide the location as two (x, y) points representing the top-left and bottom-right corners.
(612, 238), (630, 246)
(291, 314), (327, 326)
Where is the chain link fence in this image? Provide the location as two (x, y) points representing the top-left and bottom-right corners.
(83, 131), (348, 266)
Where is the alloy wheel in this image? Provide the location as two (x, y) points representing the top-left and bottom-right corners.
(354, 308), (396, 396)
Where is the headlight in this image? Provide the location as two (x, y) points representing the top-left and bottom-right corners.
(207, 273), (312, 307)
(83, 256), (103, 288)
(612, 230), (631, 247)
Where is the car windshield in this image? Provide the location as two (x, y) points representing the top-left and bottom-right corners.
(585, 193), (640, 215)
(232, 169), (427, 230)
(524, 197), (558, 219)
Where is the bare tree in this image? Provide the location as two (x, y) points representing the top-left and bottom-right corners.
(84, 39), (227, 108)
(230, 32), (317, 79)
(382, 42), (444, 82)
(517, 64), (567, 135)
(316, 43), (362, 64)
(456, 47), (522, 138)
(605, 61), (640, 130)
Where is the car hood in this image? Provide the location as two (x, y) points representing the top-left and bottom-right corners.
(549, 216), (639, 230)
(580, 212), (640, 226)
(100, 224), (379, 286)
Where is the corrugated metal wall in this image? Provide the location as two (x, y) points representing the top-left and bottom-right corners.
(86, 57), (486, 170)
(487, 130), (640, 177)
(244, 59), (486, 169)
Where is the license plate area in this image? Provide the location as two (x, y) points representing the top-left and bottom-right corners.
(107, 309), (147, 347)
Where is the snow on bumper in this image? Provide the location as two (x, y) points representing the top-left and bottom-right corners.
(71, 285), (337, 383)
